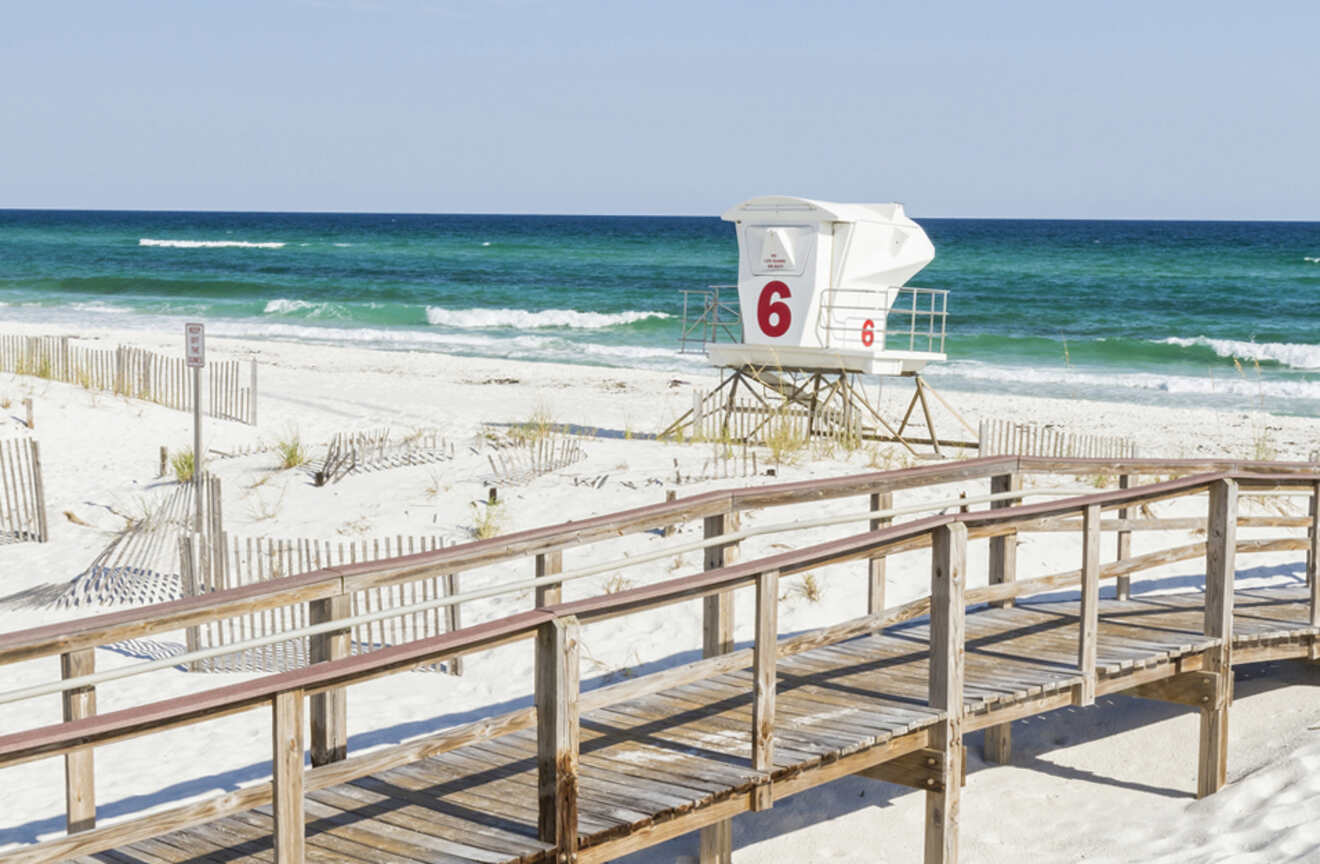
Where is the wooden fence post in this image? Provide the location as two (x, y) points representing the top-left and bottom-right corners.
(663, 489), (677, 537)
(700, 509), (737, 864)
(536, 616), (580, 860)
(752, 569), (779, 811)
(987, 473), (1019, 608)
(926, 522), (966, 864)
(1116, 474), (1132, 600)
(178, 536), (204, 672)
(444, 570), (463, 676)
(272, 689), (305, 863)
(1200, 478), (1236, 799)
(535, 550), (564, 607)
(29, 440), (48, 542)
(23, 397), (33, 429)
(309, 593), (350, 766)
(869, 491), (893, 615)
(1308, 481), (1319, 632)
(249, 358), (259, 425)
(1077, 504), (1101, 707)
(61, 649), (96, 834)
(983, 473), (1018, 765)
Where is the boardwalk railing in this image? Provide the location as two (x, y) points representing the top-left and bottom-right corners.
(0, 437), (47, 544)
(0, 334), (257, 425)
(0, 456), (1317, 863)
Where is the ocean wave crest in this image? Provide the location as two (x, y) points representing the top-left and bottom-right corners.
(1159, 336), (1320, 370)
(139, 238), (286, 249)
(262, 298), (347, 318)
(424, 307), (670, 329)
(1304, 256), (1320, 263)
(941, 360), (1320, 401)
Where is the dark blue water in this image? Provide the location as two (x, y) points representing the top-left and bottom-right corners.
(1, 210), (1317, 413)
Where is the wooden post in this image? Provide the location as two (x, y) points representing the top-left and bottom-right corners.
(309, 593), (350, 766)
(536, 616), (580, 859)
(987, 473), (1020, 609)
(535, 550), (564, 607)
(751, 569), (779, 811)
(1200, 478), (1236, 799)
(444, 570), (463, 676)
(1077, 504), (1101, 707)
(1116, 474), (1132, 600)
(249, 357), (259, 425)
(29, 440), (47, 543)
(1309, 481), (1319, 629)
(159, 446), (168, 479)
(700, 510), (737, 863)
(926, 522), (966, 864)
(983, 473), (1018, 765)
(663, 489), (677, 537)
(272, 689), (305, 863)
(23, 397), (33, 429)
(868, 491), (893, 615)
(61, 649), (96, 834)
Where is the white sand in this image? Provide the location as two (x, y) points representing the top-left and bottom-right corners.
(0, 322), (1317, 862)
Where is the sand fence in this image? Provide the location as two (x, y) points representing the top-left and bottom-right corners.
(0, 436), (47, 543)
(312, 427), (455, 486)
(179, 533), (458, 673)
(55, 475), (222, 608)
(0, 333), (257, 425)
(978, 418), (1139, 459)
(486, 432), (586, 484)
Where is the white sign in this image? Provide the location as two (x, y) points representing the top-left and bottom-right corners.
(186, 323), (205, 368)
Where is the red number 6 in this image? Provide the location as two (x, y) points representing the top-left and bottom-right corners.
(861, 319), (875, 347)
(757, 281), (792, 338)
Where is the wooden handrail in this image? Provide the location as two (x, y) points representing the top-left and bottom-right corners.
(3, 458), (1313, 671)
(4, 468), (1310, 767)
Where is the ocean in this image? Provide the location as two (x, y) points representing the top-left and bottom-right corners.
(0, 210), (1317, 415)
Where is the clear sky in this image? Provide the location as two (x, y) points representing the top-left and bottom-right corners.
(2, 0), (1316, 219)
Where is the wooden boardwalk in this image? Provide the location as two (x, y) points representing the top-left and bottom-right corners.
(79, 585), (1317, 864)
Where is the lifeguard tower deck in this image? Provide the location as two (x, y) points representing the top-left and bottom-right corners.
(665, 196), (976, 455)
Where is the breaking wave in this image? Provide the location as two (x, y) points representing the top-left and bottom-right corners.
(424, 307), (670, 329)
(139, 238), (286, 249)
(1159, 337), (1320, 370)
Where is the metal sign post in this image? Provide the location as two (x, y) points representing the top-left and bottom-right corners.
(186, 323), (205, 534)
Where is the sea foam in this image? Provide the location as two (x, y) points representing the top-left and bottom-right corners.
(425, 307), (670, 329)
(940, 359), (1320, 401)
(1159, 336), (1320, 370)
(139, 238), (286, 249)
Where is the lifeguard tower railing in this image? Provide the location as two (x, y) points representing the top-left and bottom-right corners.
(678, 285), (742, 353)
(818, 285), (949, 354)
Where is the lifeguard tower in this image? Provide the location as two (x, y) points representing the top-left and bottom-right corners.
(665, 195), (976, 455)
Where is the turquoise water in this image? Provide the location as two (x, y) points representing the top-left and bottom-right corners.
(0, 210), (1317, 414)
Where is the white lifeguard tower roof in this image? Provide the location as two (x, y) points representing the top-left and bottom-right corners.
(721, 196), (918, 228)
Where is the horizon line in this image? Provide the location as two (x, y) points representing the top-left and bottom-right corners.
(2, 205), (1319, 224)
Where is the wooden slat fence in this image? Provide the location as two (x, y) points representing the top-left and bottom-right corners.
(0, 334), (256, 425)
(180, 533), (459, 674)
(313, 429), (454, 486)
(0, 437), (47, 543)
(978, 418), (1139, 460)
(487, 434), (586, 484)
(57, 475), (221, 607)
